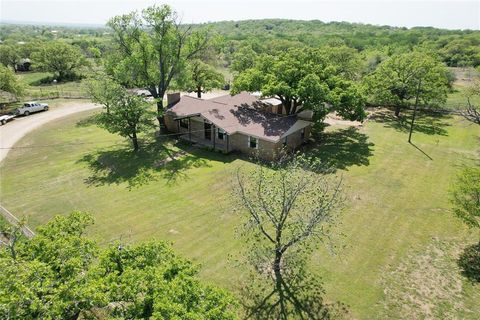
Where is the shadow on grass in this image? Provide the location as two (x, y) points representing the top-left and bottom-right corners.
(409, 142), (433, 160)
(77, 139), (231, 189)
(369, 109), (452, 136)
(458, 242), (480, 283)
(304, 127), (374, 172)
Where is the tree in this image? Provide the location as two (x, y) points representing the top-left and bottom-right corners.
(232, 47), (366, 124)
(234, 155), (344, 319)
(184, 59), (224, 98)
(0, 212), (237, 319)
(96, 93), (156, 151)
(0, 65), (24, 101)
(106, 4), (210, 132)
(461, 80), (480, 125)
(32, 41), (88, 81)
(231, 45), (257, 73)
(365, 51), (449, 118)
(84, 73), (125, 114)
(0, 45), (21, 72)
(451, 166), (480, 229)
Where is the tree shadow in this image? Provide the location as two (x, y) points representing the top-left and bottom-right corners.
(77, 139), (220, 189)
(409, 142), (433, 160)
(304, 127), (374, 172)
(240, 270), (349, 320)
(458, 242), (480, 283)
(369, 109), (452, 136)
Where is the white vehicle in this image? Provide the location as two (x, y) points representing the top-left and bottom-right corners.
(0, 114), (16, 125)
(15, 101), (49, 116)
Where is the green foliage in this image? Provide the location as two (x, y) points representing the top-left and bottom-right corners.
(365, 51), (450, 115)
(232, 47), (366, 122)
(231, 45), (257, 73)
(32, 41), (88, 81)
(106, 4), (211, 127)
(458, 242), (480, 283)
(0, 212), (237, 319)
(183, 59), (224, 97)
(0, 45), (21, 71)
(462, 80), (480, 124)
(0, 65), (24, 99)
(84, 73), (125, 112)
(451, 166), (480, 229)
(96, 93), (156, 151)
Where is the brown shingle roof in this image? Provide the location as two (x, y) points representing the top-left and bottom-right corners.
(167, 92), (309, 142)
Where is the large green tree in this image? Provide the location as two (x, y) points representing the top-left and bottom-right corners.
(451, 166), (480, 229)
(0, 212), (237, 319)
(106, 4), (210, 132)
(365, 51), (450, 117)
(95, 90), (156, 152)
(184, 59), (224, 98)
(32, 41), (88, 81)
(232, 47), (366, 123)
(0, 45), (21, 72)
(0, 65), (24, 101)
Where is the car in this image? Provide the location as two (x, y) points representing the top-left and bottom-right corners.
(15, 101), (49, 116)
(0, 114), (16, 125)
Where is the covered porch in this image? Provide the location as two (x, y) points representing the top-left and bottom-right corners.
(174, 114), (231, 153)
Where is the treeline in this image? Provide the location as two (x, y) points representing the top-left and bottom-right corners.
(199, 19), (480, 68)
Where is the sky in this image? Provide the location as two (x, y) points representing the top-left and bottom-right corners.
(1, 0), (479, 30)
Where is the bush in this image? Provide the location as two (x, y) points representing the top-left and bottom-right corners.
(458, 242), (480, 283)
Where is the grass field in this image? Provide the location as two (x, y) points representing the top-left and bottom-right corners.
(16, 71), (87, 100)
(0, 109), (479, 318)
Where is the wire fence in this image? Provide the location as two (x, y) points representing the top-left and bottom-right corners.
(0, 204), (35, 238)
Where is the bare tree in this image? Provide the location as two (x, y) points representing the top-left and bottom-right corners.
(460, 80), (480, 125)
(235, 155), (345, 319)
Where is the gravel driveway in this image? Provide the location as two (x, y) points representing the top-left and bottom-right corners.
(0, 102), (101, 163)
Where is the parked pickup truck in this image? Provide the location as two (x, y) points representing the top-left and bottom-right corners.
(15, 101), (49, 116)
(0, 114), (16, 125)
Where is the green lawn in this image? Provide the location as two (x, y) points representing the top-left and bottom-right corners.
(0, 109), (479, 318)
(16, 71), (87, 99)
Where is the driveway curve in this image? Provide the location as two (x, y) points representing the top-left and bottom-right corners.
(0, 101), (101, 163)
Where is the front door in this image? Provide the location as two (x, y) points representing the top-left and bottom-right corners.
(204, 121), (212, 140)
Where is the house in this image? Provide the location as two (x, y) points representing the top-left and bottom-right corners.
(164, 92), (312, 160)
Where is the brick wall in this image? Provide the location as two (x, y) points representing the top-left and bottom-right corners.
(228, 133), (281, 160)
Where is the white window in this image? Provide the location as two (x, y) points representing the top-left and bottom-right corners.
(248, 136), (258, 149)
(217, 128), (226, 140)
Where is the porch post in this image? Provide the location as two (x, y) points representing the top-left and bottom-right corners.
(226, 134), (229, 153)
(212, 125), (216, 149)
(188, 118), (192, 141)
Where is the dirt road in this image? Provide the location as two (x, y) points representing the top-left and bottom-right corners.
(0, 101), (101, 163)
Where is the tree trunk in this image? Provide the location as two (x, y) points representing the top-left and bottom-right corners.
(132, 131), (139, 151)
(394, 105), (401, 117)
(273, 249), (287, 319)
(196, 87), (202, 98)
(156, 99), (168, 134)
(408, 81), (422, 143)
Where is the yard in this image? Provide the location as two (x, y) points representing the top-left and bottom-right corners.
(0, 108), (479, 318)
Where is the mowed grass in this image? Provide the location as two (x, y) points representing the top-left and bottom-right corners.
(1, 109), (479, 318)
